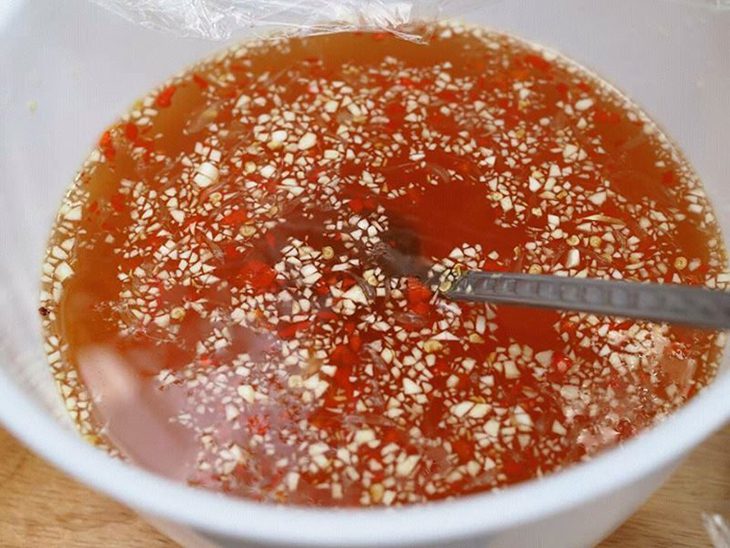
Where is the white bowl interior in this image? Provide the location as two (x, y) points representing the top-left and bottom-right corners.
(0, 0), (728, 545)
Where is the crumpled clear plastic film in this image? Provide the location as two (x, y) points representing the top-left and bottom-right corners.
(89, 0), (486, 41)
(704, 511), (730, 548)
(90, 0), (730, 42)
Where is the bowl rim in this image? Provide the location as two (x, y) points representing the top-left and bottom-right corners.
(0, 366), (728, 546)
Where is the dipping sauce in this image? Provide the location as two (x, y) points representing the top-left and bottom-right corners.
(40, 23), (728, 506)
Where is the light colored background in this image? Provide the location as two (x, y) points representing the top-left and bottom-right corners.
(0, 425), (727, 547)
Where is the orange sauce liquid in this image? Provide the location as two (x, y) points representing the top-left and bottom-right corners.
(41, 25), (726, 506)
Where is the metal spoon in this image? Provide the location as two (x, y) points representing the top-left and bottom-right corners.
(444, 270), (730, 330)
(376, 225), (730, 330)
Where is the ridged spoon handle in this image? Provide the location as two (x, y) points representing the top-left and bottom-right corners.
(446, 271), (730, 330)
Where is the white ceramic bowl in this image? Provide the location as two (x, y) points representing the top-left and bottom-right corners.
(1, 1), (728, 546)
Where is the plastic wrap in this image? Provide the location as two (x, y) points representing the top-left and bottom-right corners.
(89, 0), (486, 41)
(704, 510), (730, 548)
(90, 0), (730, 41)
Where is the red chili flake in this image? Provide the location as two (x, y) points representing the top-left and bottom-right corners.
(452, 438), (475, 463)
(555, 82), (570, 99)
(594, 108), (620, 124)
(144, 235), (165, 249)
(198, 355), (215, 367)
(184, 213), (203, 227)
(382, 426), (404, 445)
(343, 321), (356, 335)
(405, 278), (432, 316)
(668, 341), (689, 360)
(437, 90), (458, 103)
(136, 137), (156, 154)
(240, 260), (277, 292)
(429, 111), (453, 131)
(317, 310), (338, 321)
(123, 256), (144, 271)
(348, 198), (364, 213)
(246, 414), (268, 435)
(220, 88), (240, 100)
(496, 97), (511, 110)
(559, 319), (577, 334)
(405, 277), (431, 305)
(661, 170), (676, 186)
(192, 73), (209, 89)
(331, 344), (358, 368)
(333, 368), (354, 396)
(124, 122), (138, 141)
(362, 195), (377, 212)
(313, 279), (330, 296)
(349, 333), (362, 352)
(384, 103), (405, 130)
(277, 320), (310, 340)
(309, 407), (340, 430)
(221, 209), (248, 225)
(502, 456), (535, 481)
(340, 276), (357, 291)
(482, 259), (508, 272)
(421, 399), (446, 435)
(265, 232), (277, 249)
(616, 418), (636, 441)
(98, 130), (116, 161)
(550, 353), (572, 377)
(523, 54), (552, 72)
(433, 359), (450, 376)
(330, 343), (357, 382)
(305, 166), (325, 183)
(155, 85), (177, 108)
(607, 372), (625, 392)
(611, 320), (634, 331)
(509, 67), (530, 82)
(409, 301), (431, 316)
(223, 243), (240, 259)
(99, 130), (113, 147)
(110, 193), (126, 213)
(330, 345), (357, 396)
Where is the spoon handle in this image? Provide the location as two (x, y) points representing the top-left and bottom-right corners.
(447, 271), (730, 330)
